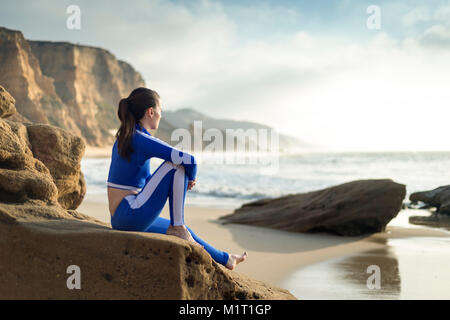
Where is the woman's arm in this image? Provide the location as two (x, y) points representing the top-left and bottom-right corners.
(136, 131), (197, 181)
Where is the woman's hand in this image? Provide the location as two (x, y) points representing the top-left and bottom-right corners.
(187, 179), (197, 191)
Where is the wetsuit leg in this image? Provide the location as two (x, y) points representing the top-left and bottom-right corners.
(145, 216), (230, 266)
(111, 161), (184, 231)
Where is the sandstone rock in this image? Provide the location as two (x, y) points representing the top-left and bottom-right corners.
(220, 179), (406, 236)
(0, 204), (295, 299)
(0, 118), (58, 205)
(0, 169), (58, 203)
(26, 124), (86, 210)
(409, 185), (450, 215)
(0, 85), (15, 118)
(0, 107), (85, 210)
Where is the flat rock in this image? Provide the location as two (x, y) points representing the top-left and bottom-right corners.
(0, 201), (295, 300)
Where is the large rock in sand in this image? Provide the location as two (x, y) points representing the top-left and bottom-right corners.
(220, 179), (406, 236)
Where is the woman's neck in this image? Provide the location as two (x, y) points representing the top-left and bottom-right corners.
(138, 121), (152, 133)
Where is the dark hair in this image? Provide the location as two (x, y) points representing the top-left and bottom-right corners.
(116, 87), (160, 161)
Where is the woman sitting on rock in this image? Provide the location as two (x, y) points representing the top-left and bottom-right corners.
(107, 87), (247, 270)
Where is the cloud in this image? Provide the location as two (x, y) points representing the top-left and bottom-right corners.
(401, 3), (450, 48)
(419, 24), (450, 47)
(401, 6), (432, 26)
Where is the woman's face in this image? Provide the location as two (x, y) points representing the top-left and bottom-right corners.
(149, 104), (162, 130)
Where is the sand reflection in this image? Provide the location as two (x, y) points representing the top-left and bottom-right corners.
(282, 235), (450, 299)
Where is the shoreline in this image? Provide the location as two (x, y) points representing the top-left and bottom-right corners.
(82, 147), (450, 159)
(77, 197), (450, 291)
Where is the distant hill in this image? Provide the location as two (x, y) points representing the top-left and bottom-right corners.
(152, 108), (318, 152)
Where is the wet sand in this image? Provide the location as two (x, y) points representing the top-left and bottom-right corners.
(281, 236), (450, 299)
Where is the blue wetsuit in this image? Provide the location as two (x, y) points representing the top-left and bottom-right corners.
(107, 123), (229, 266)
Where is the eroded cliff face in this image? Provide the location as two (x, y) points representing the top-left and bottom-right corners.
(29, 40), (145, 145)
(0, 26), (145, 146)
(0, 27), (63, 125)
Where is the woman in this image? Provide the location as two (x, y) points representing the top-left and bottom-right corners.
(107, 87), (247, 270)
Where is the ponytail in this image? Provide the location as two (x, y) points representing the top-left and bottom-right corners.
(115, 88), (160, 161)
(116, 98), (136, 161)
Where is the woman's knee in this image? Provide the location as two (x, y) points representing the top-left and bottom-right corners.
(174, 163), (185, 173)
(162, 160), (185, 173)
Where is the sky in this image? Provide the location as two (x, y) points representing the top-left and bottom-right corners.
(1, 0), (450, 151)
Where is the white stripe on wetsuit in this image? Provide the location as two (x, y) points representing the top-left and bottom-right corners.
(107, 182), (142, 192)
(124, 161), (185, 226)
(172, 164), (186, 226)
(136, 130), (172, 147)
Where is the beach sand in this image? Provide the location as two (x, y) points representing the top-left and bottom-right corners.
(78, 196), (450, 298)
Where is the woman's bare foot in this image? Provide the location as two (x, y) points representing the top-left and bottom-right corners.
(225, 251), (248, 270)
(166, 225), (202, 248)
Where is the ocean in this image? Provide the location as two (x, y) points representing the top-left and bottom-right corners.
(82, 150), (450, 209)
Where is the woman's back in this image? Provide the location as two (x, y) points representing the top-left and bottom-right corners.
(107, 123), (197, 215)
(107, 123), (152, 193)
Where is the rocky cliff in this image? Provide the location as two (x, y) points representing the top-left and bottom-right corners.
(0, 26), (145, 146)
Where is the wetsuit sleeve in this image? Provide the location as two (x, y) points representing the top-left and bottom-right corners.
(138, 134), (197, 181)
